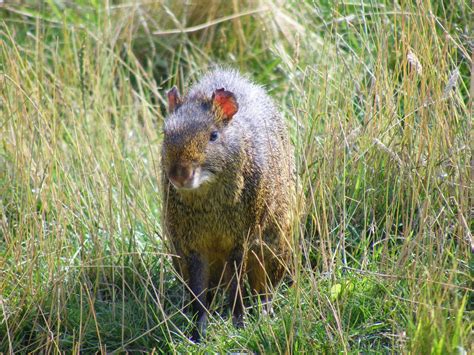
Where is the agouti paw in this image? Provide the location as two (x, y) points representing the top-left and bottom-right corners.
(232, 314), (245, 328)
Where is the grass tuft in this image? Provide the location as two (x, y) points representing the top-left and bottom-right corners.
(1, 0), (472, 352)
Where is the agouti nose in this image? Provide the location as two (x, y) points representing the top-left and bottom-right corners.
(168, 164), (194, 188)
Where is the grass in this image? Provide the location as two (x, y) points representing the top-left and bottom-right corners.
(1, 0), (472, 353)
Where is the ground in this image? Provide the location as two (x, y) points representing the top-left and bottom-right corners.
(0, 1), (472, 353)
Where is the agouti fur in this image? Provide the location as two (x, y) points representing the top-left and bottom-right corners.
(161, 68), (296, 341)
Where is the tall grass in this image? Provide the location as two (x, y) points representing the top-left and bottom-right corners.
(1, 0), (472, 353)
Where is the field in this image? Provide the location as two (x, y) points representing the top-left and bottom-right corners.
(1, 0), (472, 353)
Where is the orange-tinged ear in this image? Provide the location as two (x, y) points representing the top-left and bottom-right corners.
(167, 86), (182, 113)
(212, 88), (238, 122)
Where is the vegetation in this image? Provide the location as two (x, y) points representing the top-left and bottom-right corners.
(1, 0), (472, 353)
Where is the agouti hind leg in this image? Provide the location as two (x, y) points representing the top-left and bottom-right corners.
(247, 251), (275, 316)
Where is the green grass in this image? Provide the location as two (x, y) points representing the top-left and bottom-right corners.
(1, 0), (472, 353)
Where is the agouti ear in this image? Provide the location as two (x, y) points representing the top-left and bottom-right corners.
(212, 88), (238, 122)
(167, 86), (182, 113)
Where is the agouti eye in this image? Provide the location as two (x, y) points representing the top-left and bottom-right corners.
(201, 101), (211, 110)
(210, 131), (219, 142)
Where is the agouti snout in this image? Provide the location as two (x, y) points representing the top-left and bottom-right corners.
(161, 68), (296, 342)
(167, 162), (195, 189)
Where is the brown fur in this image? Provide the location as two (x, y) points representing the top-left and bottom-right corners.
(161, 68), (296, 341)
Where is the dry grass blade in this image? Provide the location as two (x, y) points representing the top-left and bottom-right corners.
(0, 0), (471, 353)
(153, 7), (269, 35)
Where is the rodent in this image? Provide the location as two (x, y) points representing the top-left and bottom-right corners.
(161, 68), (296, 342)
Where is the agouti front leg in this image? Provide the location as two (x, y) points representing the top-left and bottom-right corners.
(187, 252), (209, 342)
(229, 248), (245, 328)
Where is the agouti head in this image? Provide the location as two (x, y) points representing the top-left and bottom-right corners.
(162, 86), (239, 190)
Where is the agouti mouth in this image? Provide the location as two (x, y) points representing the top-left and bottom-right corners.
(168, 166), (215, 191)
(169, 174), (194, 190)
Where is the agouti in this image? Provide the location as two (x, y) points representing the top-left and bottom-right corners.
(161, 68), (296, 341)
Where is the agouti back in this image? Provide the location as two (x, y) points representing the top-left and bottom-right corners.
(161, 68), (296, 341)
